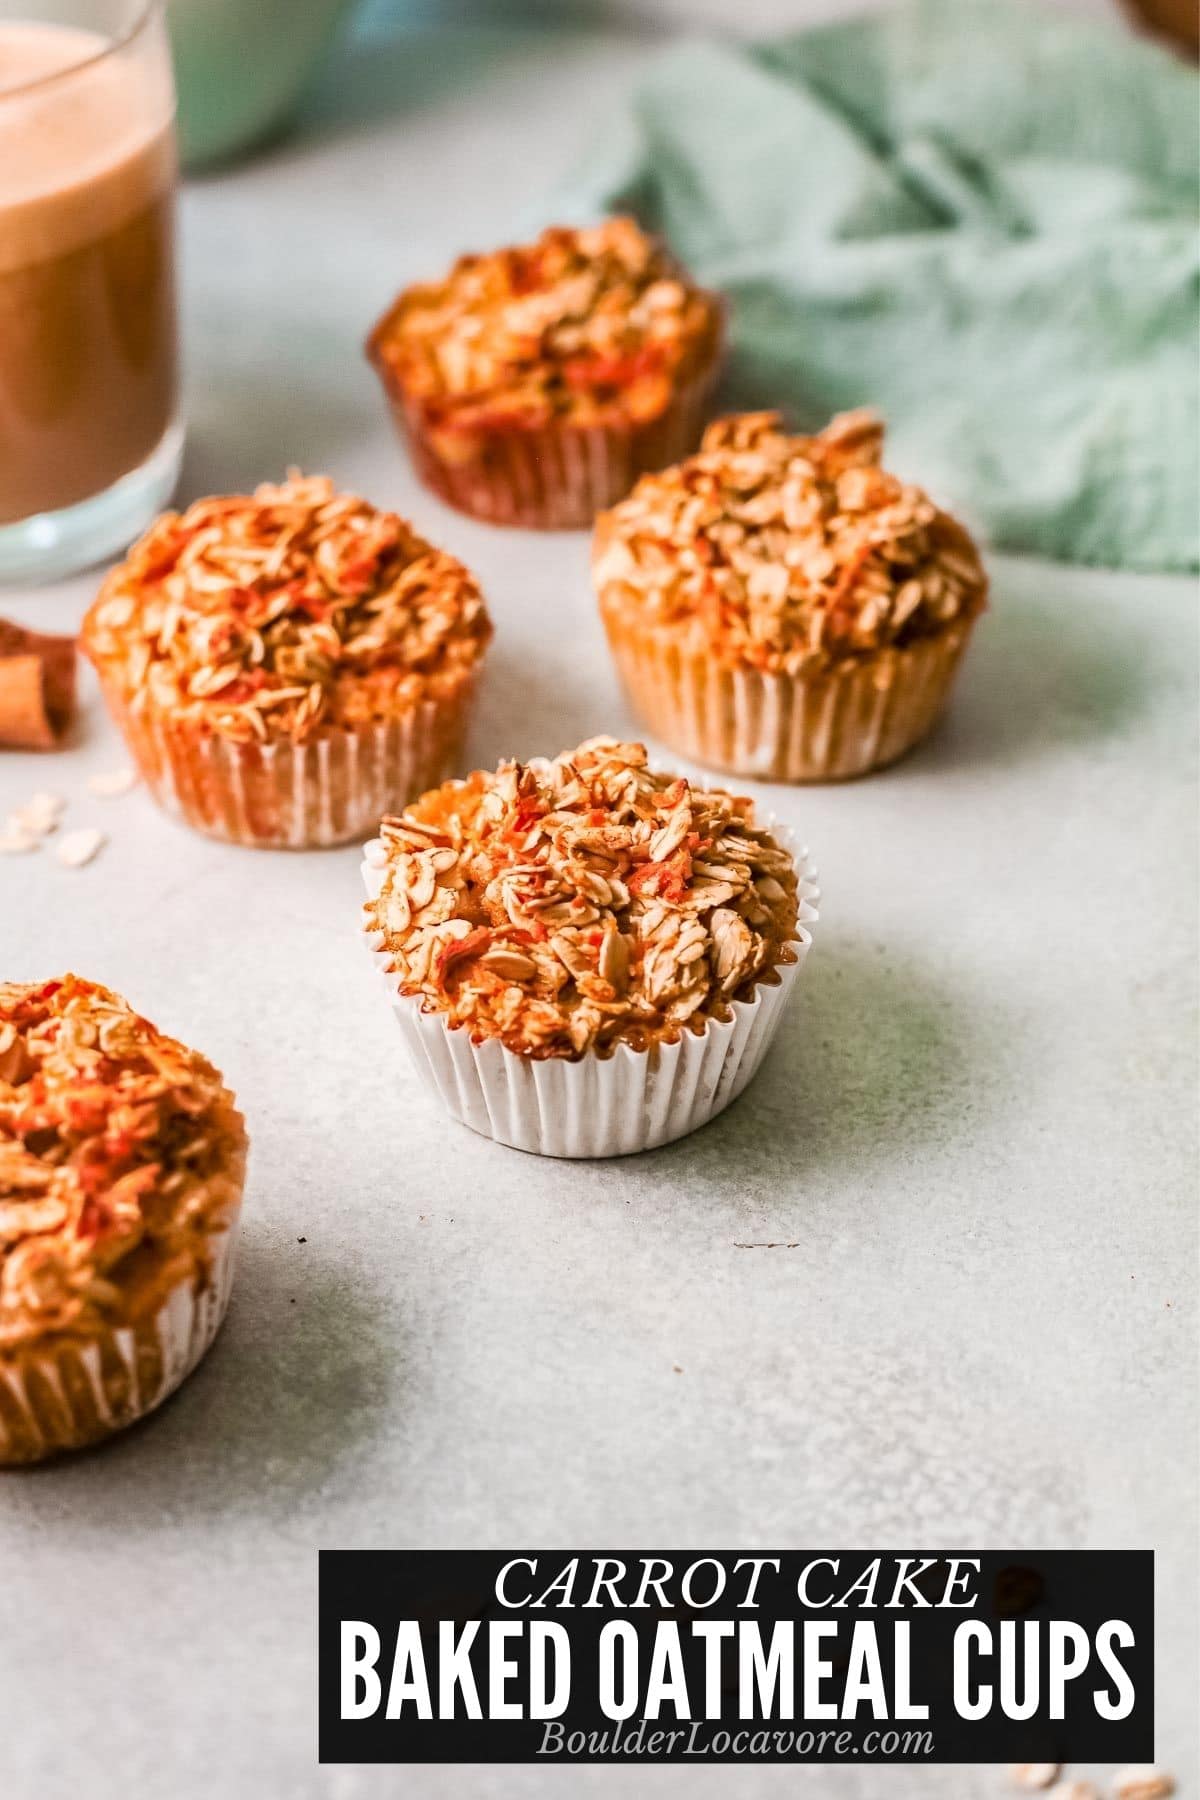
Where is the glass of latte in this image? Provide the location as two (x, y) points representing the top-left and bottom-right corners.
(0, 1), (180, 581)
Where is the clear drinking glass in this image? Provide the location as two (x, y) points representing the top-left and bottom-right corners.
(0, 0), (180, 581)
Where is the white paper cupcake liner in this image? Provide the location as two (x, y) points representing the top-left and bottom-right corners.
(361, 827), (818, 1158)
(98, 677), (477, 848)
(382, 360), (721, 530)
(0, 1215), (241, 1465)
(600, 611), (975, 782)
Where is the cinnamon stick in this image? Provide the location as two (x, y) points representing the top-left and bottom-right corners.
(0, 618), (77, 750)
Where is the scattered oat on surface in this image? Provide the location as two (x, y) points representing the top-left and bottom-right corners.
(366, 736), (802, 1059)
(1009, 1770), (1062, 1792)
(594, 409), (988, 672)
(0, 976), (242, 1351)
(26, 790), (65, 821)
(8, 791), (65, 838)
(0, 828), (37, 855)
(55, 827), (105, 868)
(81, 475), (491, 747)
(370, 217), (721, 432)
(1113, 1769), (1176, 1799)
(86, 766), (138, 798)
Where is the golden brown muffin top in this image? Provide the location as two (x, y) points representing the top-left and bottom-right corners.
(368, 218), (722, 432)
(82, 475), (491, 746)
(365, 737), (799, 1059)
(593, 411), (988, 674)
(0, 977), (245, 1353)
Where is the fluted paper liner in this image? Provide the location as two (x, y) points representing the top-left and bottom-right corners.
(361, 826), (818, 1158)
(96, 674), (478, 849)
(378, 362), (721, 531)
(601, 613), (976, 782)
(0, 1212), (241, 1465)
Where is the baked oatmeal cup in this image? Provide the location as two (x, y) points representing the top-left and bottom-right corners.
(0, 977), (246, 1464)
(361, 737), (818, 1157)
(366, 218), (725, 529)
(594, 411), (988, 782)
(82, 475), (492, 848)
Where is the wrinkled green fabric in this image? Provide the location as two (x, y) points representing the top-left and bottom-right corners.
(554, 0), (1199, 570)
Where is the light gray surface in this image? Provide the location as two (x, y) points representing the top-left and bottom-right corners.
(1, 17), (1197, 1800)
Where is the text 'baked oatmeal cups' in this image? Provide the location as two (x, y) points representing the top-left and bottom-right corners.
(0, 978), (246, 1465)
(81, 476), (492, 849)
(594, 411), (989, 782)
(366, 218), (725, 530)
(361, 738), (818, 1158)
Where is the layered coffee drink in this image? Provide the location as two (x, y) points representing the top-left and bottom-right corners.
(0, 13), (177, 552)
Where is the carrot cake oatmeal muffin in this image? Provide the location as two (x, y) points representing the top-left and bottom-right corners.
(594, 410), (988, 782)
(82, 474), (492, 848)
(0, 977), (246, 1464)
(366, 218), (724, 529)
(361, 737), (818, 1156)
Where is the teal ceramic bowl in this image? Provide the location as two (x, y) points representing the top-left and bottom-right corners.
(167, 0), (356, 168)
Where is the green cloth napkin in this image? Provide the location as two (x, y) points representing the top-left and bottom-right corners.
(555, 0), (1199, 571)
